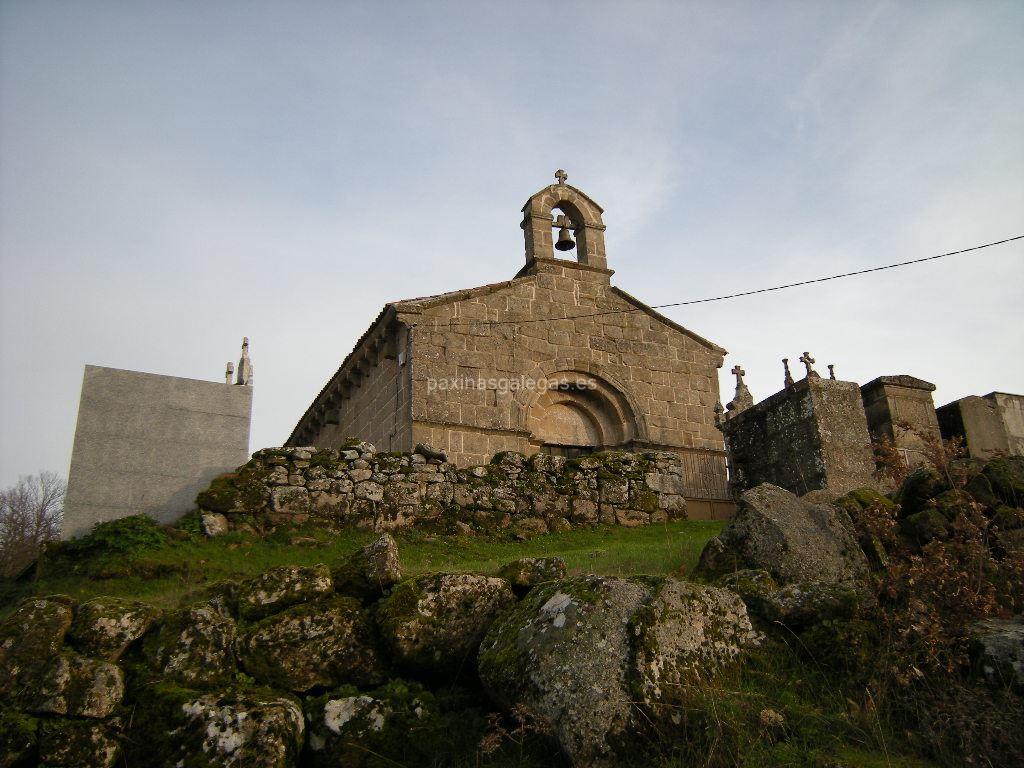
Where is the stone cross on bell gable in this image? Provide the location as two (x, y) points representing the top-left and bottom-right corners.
(555, 169), (568, 184)
(800, 351), (819, 379)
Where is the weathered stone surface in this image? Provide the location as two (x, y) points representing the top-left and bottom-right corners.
(378, 573), (516, 672)
(0, 596), (75, 693)
(478, 576), (649, 766)
(304, 680), (439, 768)
(0, 707), (37, 768)
(142, 604), (237, 687)
(191, 446), (719, 536)
(971, 618), (1023, 691)
(497, 557), (567, 591)
(631, 580), (760, 711)
(332, 534), (403, 600)
(720, 376), (876, 496)
(201, 512), (230, 537)
(238, 596), (385, 692)
(38, 718), (119, 768)
(175, 693), (304, 768)
(68, 597), (160, 661)
(25, 653), (124, 718)
(479, 575), (760, 766)
(236, 564), (333, 621)
(696, 483), (869, 585)
(759, 582), (864, 629)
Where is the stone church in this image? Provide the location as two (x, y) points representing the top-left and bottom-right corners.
(288, 172), (731, 510)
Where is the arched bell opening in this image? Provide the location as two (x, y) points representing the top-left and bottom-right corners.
(525, 373), (637, 456)
(551, 202), (583, 257)
(521, 173), (608, 270)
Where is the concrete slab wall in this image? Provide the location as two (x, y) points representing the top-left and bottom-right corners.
(63, 365), (253, 538)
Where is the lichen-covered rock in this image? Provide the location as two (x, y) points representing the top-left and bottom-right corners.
(332, 534), (403, 600)
(24, 652), (124, 718)
(479, 575), (759, 765)
(0, 595), (75, 696)
(237, 596), (385, 692)
(895, 466), (947, 516)
(971, 618), (1023, 691)
(378, 573), (515, 673)
(68, 597), (160, 661)
(37, 718), (119, 768)
(478, 576), (650, 766)
(631, 580), (760, 712)
(201, 512), (230, 537)
(304, 680), (440, 768)
(142, 604), (237, 687)
(236, 564), (333, 620)
(128, 681), (306, 767)
(0, 707), (37, 768)
(759, 582), (864, 629)
(497, 557), (567, 592)
(713, 569), (779, 618)
(696, 483), (869, 585)
(175, 692), (304, 768)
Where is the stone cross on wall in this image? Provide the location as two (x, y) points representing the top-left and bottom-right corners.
(555, 169), (568, 184)
(800, 351), (819, 379)
(828, 364), (836, 380)
(782, 358), (794, 388)
(726, 362), (754, 416)
(236, 337), (254, 386)
(224, 361), (234, 385)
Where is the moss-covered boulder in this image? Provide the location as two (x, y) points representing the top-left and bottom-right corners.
(37, 718), (119, 768)
(631, 580), (760, 714)
(68, 597), (160, 661)
(131, 686), (304, 768)
(331, 534), (403, 600)
(982, 456), (1024, 508)
(0, 595), (75, 696)
(237, 596), (385, 692)
(142, 604), (237, 687)
(759, 581), (865, 629)
(236, 564), (333, 621)
(901, 508), (950, 545)
(993, 505), (1024, 531)
(23, 652), (124, 718)
(478, 575), (650, 766)
(695, 484), (868, 585)
(713, 569), (779, 619)
(497, 557), (567, 593)
(0, 707), (37, 768)
(894, 466), (947, 516)
(378, 573), (515, 673)
(304, 680), (441, 767)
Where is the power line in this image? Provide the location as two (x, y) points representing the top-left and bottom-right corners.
(428, 233), (1023, 329)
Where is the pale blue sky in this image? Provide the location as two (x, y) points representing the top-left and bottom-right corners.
(1, 0), (1022, 486)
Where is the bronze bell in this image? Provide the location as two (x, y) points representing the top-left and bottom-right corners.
(554, 215), (576, 251)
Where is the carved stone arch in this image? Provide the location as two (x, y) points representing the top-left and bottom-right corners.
(512, 365), (645, 452)
(521, 182), (608, 269)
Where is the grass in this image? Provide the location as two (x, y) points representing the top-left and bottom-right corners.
(1, 519), (723, 612)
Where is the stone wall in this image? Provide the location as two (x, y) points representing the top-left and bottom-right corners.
(196, 444), (695, 536)
(938, 392), (1024, 459)
(63, 366), (253, 539)
(860, 375), (941, 467)
(719, 376), (876, 497)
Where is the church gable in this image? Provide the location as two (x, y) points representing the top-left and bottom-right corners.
(291, 172), (729, 500)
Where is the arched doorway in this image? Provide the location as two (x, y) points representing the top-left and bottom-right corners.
(525, 373), (637, 457)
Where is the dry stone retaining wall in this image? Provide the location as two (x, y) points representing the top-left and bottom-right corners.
(196, 443), (691, 535)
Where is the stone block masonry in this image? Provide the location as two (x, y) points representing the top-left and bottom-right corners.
(719, 376), (876, 497)
(196, 443), (694, 536)
(63, 365), (252, 539)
